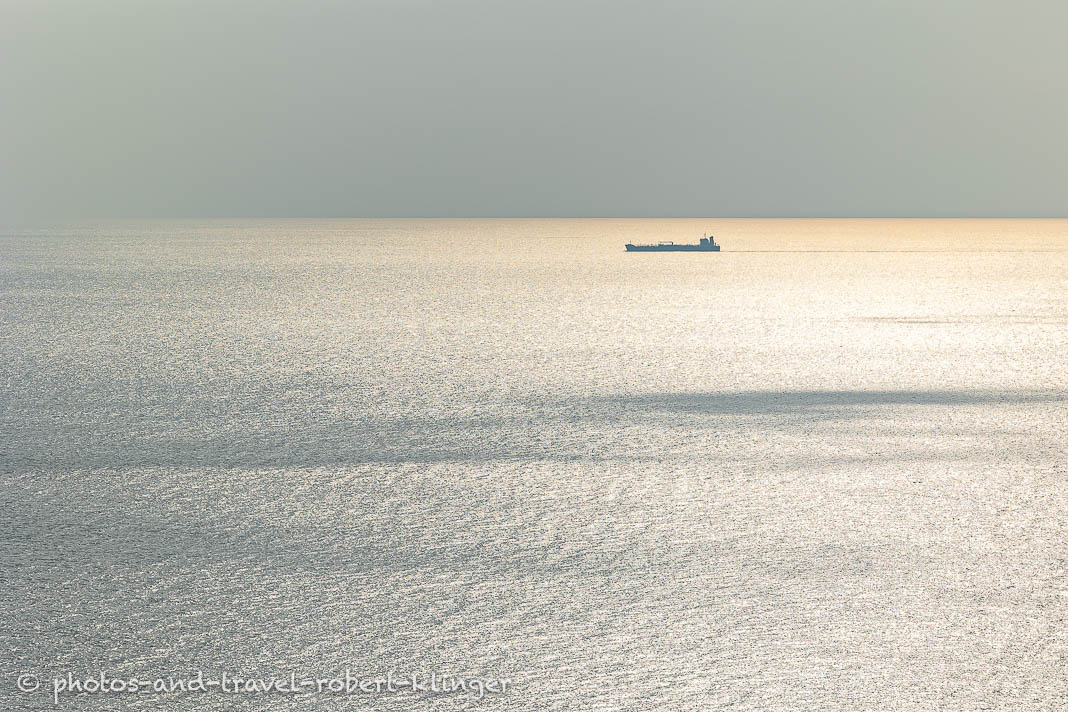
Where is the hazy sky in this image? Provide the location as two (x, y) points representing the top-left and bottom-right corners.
(3, 0), (1067, 219)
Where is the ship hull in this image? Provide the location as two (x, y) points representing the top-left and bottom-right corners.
(624, 244), (720, 252)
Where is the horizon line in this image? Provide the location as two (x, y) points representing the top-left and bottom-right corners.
(6, 216), (1068, 223)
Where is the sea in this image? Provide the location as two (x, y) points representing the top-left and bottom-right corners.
(1, 219), (1066, 710)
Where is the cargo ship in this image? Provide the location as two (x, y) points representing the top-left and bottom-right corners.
(624, 234), (720, 252)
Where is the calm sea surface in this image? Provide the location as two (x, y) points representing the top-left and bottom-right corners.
(2, 219), (1066, 710)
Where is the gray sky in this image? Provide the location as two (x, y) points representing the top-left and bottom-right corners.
(3, 0), (1067, 219)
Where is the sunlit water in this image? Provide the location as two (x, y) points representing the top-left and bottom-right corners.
(2, 219), (1066, 710)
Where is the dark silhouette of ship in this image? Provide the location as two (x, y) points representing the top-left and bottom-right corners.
(625, 234), (721, 252)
